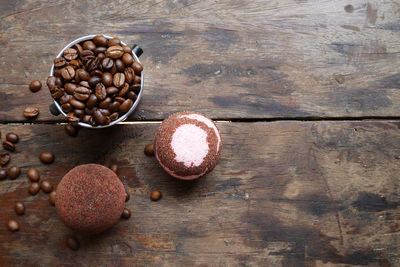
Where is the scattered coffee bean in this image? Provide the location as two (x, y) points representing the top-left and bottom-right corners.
(65, 124), (78, 137)
(27, 168), (40, 182)
(6, 133), (19, 143)
(23, 107), (39, 119)
(144, 144), (155, 156)
(14, 201), (25, 215)
(29, 80), (42, 92)
(29, 182), (40, 195)
(7, 166), (21, 179)
(41, 180), (53, 193)
(150, 190), (161, 201)
(0, 169), (6, 180)
(125, 193), (130, 202)
(66, 237), (80, 250)
(3, 141), (15, 152)
(121, 208), (131, 219)
(108, 38), (121, 47)
(7, 219), (19, 232)
(109, 163), (118, 174)
(49, 191), (56, 206)
(0, 152), (10, 166)
(39, 152), (54, 164)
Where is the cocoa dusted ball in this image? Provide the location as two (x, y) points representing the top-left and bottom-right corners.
(154, 111), (222, 180)
(55, 164), (125, 234)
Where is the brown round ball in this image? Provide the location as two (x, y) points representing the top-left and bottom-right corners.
(29, 80), (42, 92)
(55, 164), (125, 234)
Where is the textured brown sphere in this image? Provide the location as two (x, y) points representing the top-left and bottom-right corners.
(55, 164), (125, 234)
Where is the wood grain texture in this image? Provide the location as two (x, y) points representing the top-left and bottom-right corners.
(0, 0), (399, 122)
(0, 121), (399, 266)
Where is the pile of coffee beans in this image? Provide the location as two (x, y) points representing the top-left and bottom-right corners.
(47, 35), (143, 127)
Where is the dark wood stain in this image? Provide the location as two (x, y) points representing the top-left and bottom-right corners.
(352, 192), (398, 212)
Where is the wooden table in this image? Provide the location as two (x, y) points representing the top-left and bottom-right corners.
(0, 0), (399, 266)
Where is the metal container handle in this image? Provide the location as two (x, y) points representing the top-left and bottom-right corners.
(132, 44), (143, 57)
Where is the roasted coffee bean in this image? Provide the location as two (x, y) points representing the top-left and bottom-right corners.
(54, 57), (66, 68)
(93, 35), (108, 47)
(73, 86), (91, 101)
(150, 190), (162, 201)
(99, 97), (112, 109)
(95, 83), (107, 100)
(97, 53), (106, 61)
(41, 180), (53, 193)
(75, 43), (83, 55)
(54, 69), (63, 77)
(60, 94), (72, 104)
(134, 75), (141, 84)
(69, 98), (85, 109)
(29, 182), (40, 195)
(0, 152), (10, 166)
(39, 152), (54, 164)
(108, 38), (121, 47)
(115, 59), (125, 72)
(29, 80), (42, 92)
(109, 101), (121, 113)
(65, 124), (78, 137)
(125, 192), (130, 202)
(106, 86), (119, 96)
(121, 208), (131, 219)
(67, 112), (80, 123)
(132, 61), (143, 74)
(110, 64), (117, 75)
(27, 168), (40, 182)
(124, 68), (135, 84)
(15, 201), (25, 215)
(23, 107), (39, 119)
(144, 144), (155, 156)
(94, 46), (107, 54)
(130, 83), (141, 94)
(91, 69), (103, 77)
(122, 53), (134, 66)
(6, 133), (19, 143)
(66, 237), (80, 251)
(82, 115), (92, 123)
(89, 76), (102, 88)
(94, 110), (110, 125)
(85, 57), (100, 72)
(127, 91), (137, 101)
(109, 112), (119, 121)
(76, 69), (90, 81)
(74, 109), (84, 118)
(102, 72), (113, 87)
(106, 46), (124, 59)
(64, 83), (77, 94)
(86, 94), (98, 108)
(69, 59), (82, 69)
(61, 66), (75, 80)
(99, 109), (111, 116)
(85, 107), (95, 115)
(61, 103), (73, 113)
(81, 49), (94, 58)
(122, 45), (132, 54)
(79, 81), (90, 88)
(113, 73), (125, 88)
(51, 87), (64, 99)
(0, 169), (6, 180)
(83, 40), (96, 51)
(119, 83), (130, 97)
(7, 166), (21, 179)
(109, 163), (118, 174)
(119, 99), (133, 113)
(115, 96), (126, 104)
(101, 57), (114, 70)
(49, 191), (56, 205)
(46, 76), (57, 90)
(55, 77), (63, 88)
(3, 141), (15, 152)
(7, 220), (19, 232)
(63, 48), (78, 60)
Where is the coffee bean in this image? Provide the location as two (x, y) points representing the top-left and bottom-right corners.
(119, 99), (133, 113)
(83, 40), (96, 51)
(60, 94), (72, 104)
(95, 83), (107, 100)
(67, 112), (80, 124)
(29, 80), (42, 92)
(113, 73), (125, 88)
(23, 107), (39, 119)
(63, 48), (78, 60)
(85, 57), (100, 72)
(66, 237), (80, 251)
(115, 59), (125, 72)
(108, 38), (121, 47)
(29, 182), (40, 195)
(127, 91), (137, 101)
(49, 191), (56, 205)
(15, 201), (25, 215)
(109, 102), (120, 113)
(97, 53), (106, 61)
(54, 69), (63, 77)
(132, 61), (143, 74)
(85, 107), (95, 115)
(6, 133), (19, 143)
(124, 68), (135, 84)
(91, 69), (103, 77)
(125, 192), (130, 202)
(144, 144), (155, 156)
(93, 35), (108, 47)
(109, 163), (118, 174)
(99, 109), (111, 116)
(79, 81), (90, 88)
(7, 220), (19, 232)
(150, 190), (161, 201)
(134, 75), (141, 85)
(102, 72), (113, 87)
(65, 124), (78, 137)
(115, 96), (126, 104)
(82, 115), (92, 123)
(74, 109), (84, 118)
(106, 86), (119, 95)
(106, 46), (124, 59)
(69, 59), (82, 69)
(7, 166), (21, 179)
(122, 53), (134, 66)
(99, 97), (112, 109)
(0, 169), (6, 180)
(94, 46), (107, 55)
(76, 69), (90, 81)
(110, 112), (119, 121)
(41, 180), (53, 193)
(75, 43), (83, 55)
(110, 64), (117, 75)
(46, 76), (57, 90)
(39, 152), (54, 164)
(73, 86), (91, 101)
(121, 208), (131, 219)
(55, 77), (63, 88)
(27, 168), (40, 182)
(61, 103), (73, 113)
(69, 98), (86, 109)
(51, 87), (64, 100)
(89, 76), (102, 88)
(94, 110), (110, 125)
(61, 66), (75, 80)
(122, 45), (132, 54)
(54, 57), (67, 68)
(86, 94), (98, 109)
(119, 83), (130, 97)
(81, 49), (94, 58)
(0, 152), (10, 166)
(64, 83), (77, 94)
(3, 141), (15, 152)
(101, 57), (114, 70)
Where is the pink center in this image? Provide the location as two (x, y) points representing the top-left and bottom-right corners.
(171, 124), (209, 167)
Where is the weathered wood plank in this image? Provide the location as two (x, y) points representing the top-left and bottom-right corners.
(0, 0), (399, 121)
(0, 121), (399, 266)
